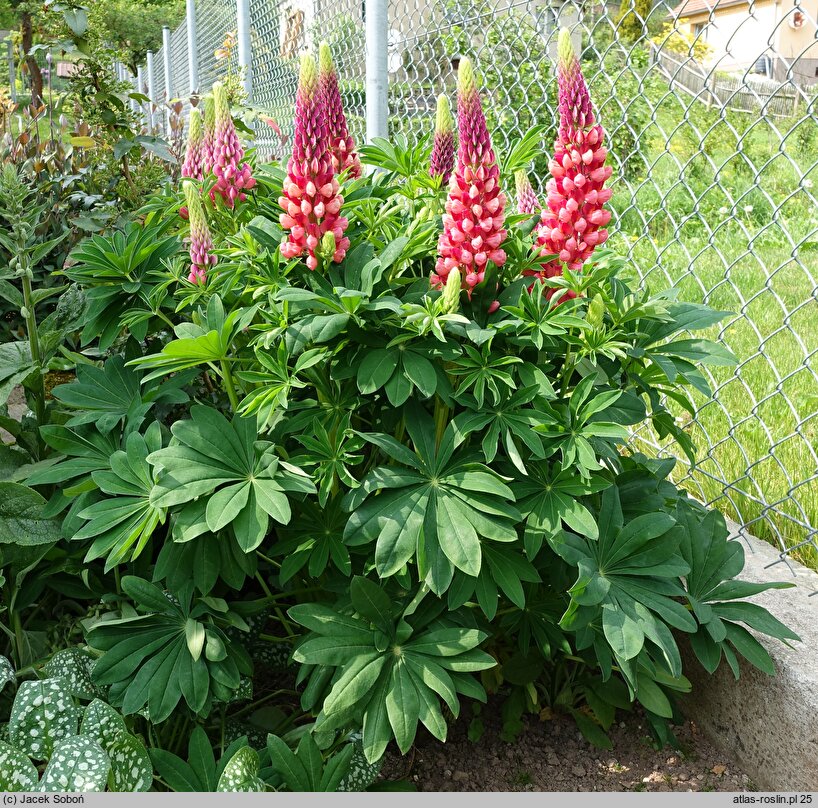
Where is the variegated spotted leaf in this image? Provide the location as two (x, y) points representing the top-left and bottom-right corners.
(9, 678), (79, 760)
(216, 746), (265, 792)
(44, 649), (104, 701)
(80, 699), (127, 750)
(0, 655), (14, 693)
(106, 732), (152, 792)
(337, 733), (382, 792)
(38, 736), (110, 792)
(0, 740), (38, 791)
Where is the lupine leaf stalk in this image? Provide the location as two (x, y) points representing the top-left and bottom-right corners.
(279, 53), (350, 270)
(318, 42), (362, 178)
(201, 94), (216, 176)
(432, 58), (506, 292)
(515, 169), (540, 214)
(210, 81), (256, 207)
(181, 107), (204, 180)
(429, 94), (455, 183)
(526, 29), (613, 300)
(184, 181), (216, 284)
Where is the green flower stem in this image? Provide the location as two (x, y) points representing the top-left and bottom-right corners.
(433, 395), (449, 451)
(18, 249), (46, 432)
(219, 359), (241, 412)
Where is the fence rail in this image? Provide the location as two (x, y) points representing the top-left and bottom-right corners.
(132, 0), (818, 584)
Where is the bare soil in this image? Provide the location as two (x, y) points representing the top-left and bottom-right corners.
(381, 707), (752, 792)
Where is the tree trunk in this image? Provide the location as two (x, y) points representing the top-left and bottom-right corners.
(20, 11), (43, 107)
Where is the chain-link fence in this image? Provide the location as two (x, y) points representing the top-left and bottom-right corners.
(137, 0), (818, 583)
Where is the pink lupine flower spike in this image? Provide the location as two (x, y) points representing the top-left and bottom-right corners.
(183, 181), (216, 284)
(526, 29), (613, 301)
(210, 81), (256, 207)
(429, 94), (455, 183)
(279, 53), (350, 270)
(319, 42), (362, 178)
(201, 94), (215, 176)
(433, 57), (507, 294)
(515, 169), (540, 215)
(181, 107), (204, 180)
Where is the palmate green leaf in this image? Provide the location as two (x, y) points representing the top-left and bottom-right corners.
(38, 736), (110, 792)
(289, 587), (494, 763)
(0, 739), (39, 791)
(87, 578), (251, 723)
(148, 407), (314, 552)
(675, 499), (799, 677)
(345, 405), (520, 593)
(9, 678), (79, 760)
(515, 465), (611, 558)
(74, 424), (165, 571)
(552, 487), (695, 681)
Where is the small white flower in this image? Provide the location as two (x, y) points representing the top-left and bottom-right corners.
(718, 206), (728, 215)
(804, 178), (814, 189)
(743, 204), (754, 213)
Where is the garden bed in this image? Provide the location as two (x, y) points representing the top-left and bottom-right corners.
(381, 707), (750, 792)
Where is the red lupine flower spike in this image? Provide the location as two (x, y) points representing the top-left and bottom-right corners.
(525, 29), (613, 302)
(319, 42), (362, 179)
(432, 57), (507, 293)
(279, 53), (350, 270)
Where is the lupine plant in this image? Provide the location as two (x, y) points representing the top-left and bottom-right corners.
(0, 35), (797, 792)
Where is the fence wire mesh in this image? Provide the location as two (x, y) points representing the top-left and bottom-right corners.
(138, 0), (818, 580)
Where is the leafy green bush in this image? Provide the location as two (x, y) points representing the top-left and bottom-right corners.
(0, 38), (797, 793)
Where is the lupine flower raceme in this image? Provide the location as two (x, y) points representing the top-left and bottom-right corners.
(181, 107), (204, 180)
(526, 29), (613, 301)
(319, 42), (362, 178)
(429, 94), (455, 183)
(210, 81), (256, 207)
(201, 94), (216, 175)
(515, 169), (540, 214)
(183, 181), (216, 284)
(433, 58), (507, 294)
(279, 53), (350, 270)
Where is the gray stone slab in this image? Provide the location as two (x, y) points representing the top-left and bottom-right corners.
(681, 520), (818, 791)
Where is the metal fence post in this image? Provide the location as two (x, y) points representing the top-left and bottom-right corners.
(186, 0), (199, 95)
(163, 26), (173, 128)
(136, 66), (146, 126)
(146, 51), (157, 132)
(236, 0), (252, 102)
(7, 38), (15, 104)
(365, 0), (388, 142)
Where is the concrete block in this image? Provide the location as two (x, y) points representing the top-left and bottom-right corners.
(681, 521), (818, 791)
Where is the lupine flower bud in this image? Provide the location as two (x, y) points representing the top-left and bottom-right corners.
(525, 29), (613, 301)
(210, 81), (257, 208)
(183, 181), (216, 284)
(442, 268), (461, 313)
(432, 58), (507, 292)
(181, 107), (204, 180)
(319, 42), (361, 178)
(515, 169), (540, 214)
(201, 95), (216, 175)
(429, 94), (455, 183)
(279, 53), (350, 270)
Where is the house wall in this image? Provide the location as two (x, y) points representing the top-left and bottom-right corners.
(679, 0), (818, 83)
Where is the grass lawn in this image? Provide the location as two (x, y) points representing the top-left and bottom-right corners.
(604, 80), (818, 569)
